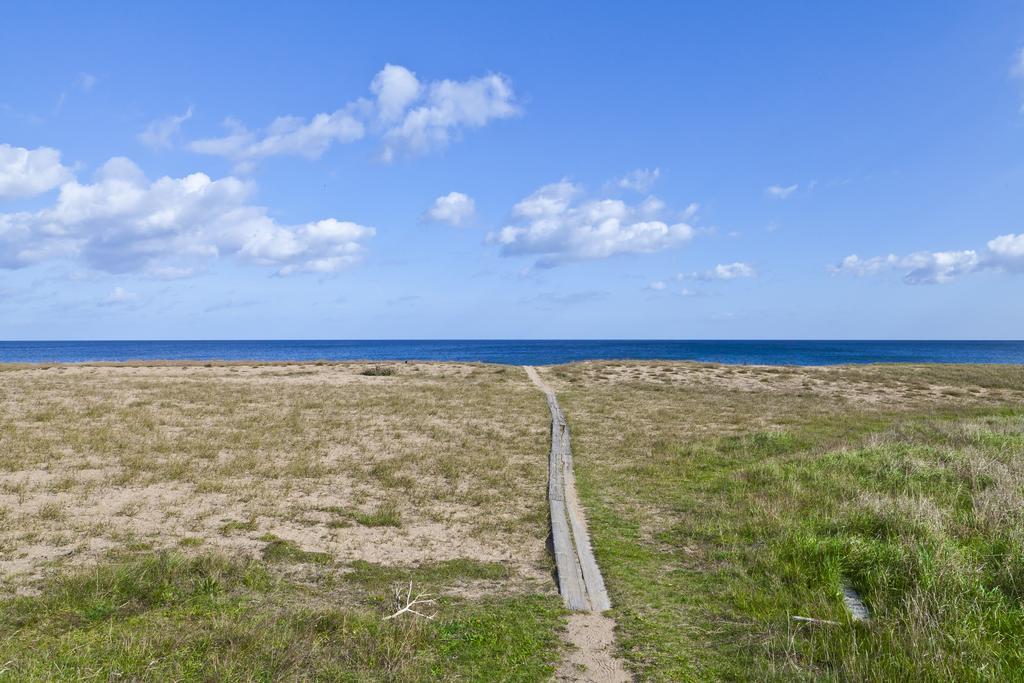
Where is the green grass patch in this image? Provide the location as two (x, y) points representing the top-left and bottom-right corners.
(346, 558), (512, 589)
(260, 535), (333, 565)
(0, 552), (563, 681)
(558, 364), (1024, 681)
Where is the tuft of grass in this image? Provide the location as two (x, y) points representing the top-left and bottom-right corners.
(36, 501), (67, 522)
(260, 535), (333, 565)
(219, 517), (259, 535)
(354, 502), (402, 528)
(361, 365), (396, 377)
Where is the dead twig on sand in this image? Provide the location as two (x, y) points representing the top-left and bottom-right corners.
(791, 615), (841, 626)
(383, 582), (437, 621)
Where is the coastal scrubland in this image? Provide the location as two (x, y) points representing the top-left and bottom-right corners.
(0, 362), (560, 680)
(2, 360), (1023, 681)
(543, 361), (1024, 681)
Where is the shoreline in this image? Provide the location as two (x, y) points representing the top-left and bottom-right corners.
(3, 358), (1024, 370)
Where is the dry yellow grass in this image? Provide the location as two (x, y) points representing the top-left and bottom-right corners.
(0, 362), (553, 594)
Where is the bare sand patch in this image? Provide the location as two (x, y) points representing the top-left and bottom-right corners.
(557, 613), (632, 682)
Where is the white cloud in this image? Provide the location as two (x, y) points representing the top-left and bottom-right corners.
(987, 233), (1024, 272)
(371, 64), (422, 124)
(0, 156), (374, 275)
(490, 179), (696, 267)
(646, 280), (666, 291)
(831, 234), (1024, 285)
(0, 144), (74, 200)
(831, 251), (979, 284)
(423, 191), (476, 227)
(900, 250), (979, 284)
(616, 168), (660, 193)
(766, 183), (798, 199)
(693, 262), (757, 280)
(189, 64), (519, 168)
(138, 107), (194, 150)
(830, 254), (898, 277)
(380, 71), (519, 161)
(189, 110), (365, 168)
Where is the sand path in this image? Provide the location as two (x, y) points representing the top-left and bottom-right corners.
(524, 366), (630, 682)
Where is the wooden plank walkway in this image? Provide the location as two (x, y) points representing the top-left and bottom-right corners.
(525, 366), (611, 613)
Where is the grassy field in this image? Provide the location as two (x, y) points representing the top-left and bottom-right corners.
(0, 361), (562, 681)
(544, 361), (1024, 681)
(3, 360), (1023, 680)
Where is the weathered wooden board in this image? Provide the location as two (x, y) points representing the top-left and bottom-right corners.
(525, 366), (611, 613)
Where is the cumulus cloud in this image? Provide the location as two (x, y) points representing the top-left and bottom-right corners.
(766, 183), (798, 199)
(378, 67), (519, 161)
(832, 233), (1024, 284)
(0, 144), (74, 200)
(0, 156), (374, 275)
(371, 64), (422, 124)
(987, 233), (1024, 272)
(422, 191), (475, 227)
(189, 64), (518, 168)
(692, 262), (757, 280)
(138, 107), (194, 150)
(489, 179), (697, 267)
(615, 168), (660, 193)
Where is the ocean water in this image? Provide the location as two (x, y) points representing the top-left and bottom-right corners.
(1, 340), (1023, 366)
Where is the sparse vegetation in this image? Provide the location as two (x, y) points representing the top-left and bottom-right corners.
(0, 360), (558, 679)
(0, 361), (550, 592)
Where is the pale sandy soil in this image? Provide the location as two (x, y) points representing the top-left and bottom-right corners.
(556, 613), (632, 682)
(551, 360), (1024, 408)
(0, 362), (553, 594)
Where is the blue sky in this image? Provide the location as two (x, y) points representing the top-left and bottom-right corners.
(2, 2), (1023, 339)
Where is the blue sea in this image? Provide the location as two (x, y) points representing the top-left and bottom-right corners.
(1, 340), (1023, 366)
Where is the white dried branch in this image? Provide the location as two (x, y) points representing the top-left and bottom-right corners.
(383, 581), (437, 621)
(790, 615), (841, 626)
